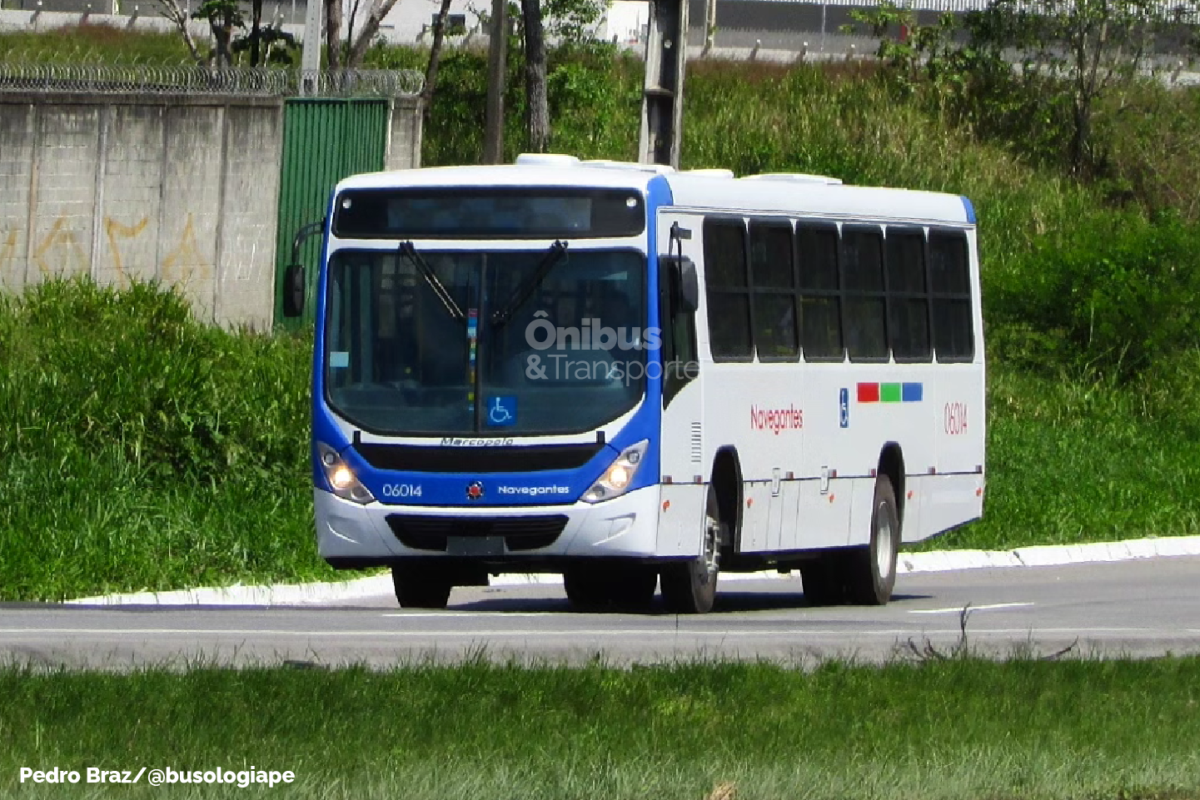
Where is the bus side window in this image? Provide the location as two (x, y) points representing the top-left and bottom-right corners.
(885, 228), (932, 362)
(929, 231), (974, 361)
(702, 218), (753, 361)
(661, 259), (698, 408)
(841, 226), (888, 362)
(797, 224), (842, 361)
(749, 220), (798, 360)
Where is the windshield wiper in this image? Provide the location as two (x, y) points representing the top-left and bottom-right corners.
(398, 241), (465, 321)
(490, 240), (568, 328)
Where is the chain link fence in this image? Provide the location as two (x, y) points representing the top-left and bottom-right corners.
(0, 62), (423, 96)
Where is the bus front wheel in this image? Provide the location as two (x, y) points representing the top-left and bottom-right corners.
(564, 565), (656, 611)
(392, 563), (452, 609)
(660, 485), (722, 614)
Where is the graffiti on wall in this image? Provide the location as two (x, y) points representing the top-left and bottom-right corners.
(34, 217), (89, 277)
(161, 214), (212, 286)
(104, 215), (148, 285)
(0, 213), (214, 289)
(0, 230), (17, 279)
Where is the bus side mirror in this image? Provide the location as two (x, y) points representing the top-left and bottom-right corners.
(663, 255), (698, 314)
(283, 263), (305, 318)
(283, 217), (326, 319)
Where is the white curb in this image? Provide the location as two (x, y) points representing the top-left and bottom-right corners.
(66, 535), (1200, 607)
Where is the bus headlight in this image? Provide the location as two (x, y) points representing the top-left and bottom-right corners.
(583, 440), (649, 504)
(317, 442), (375, 505)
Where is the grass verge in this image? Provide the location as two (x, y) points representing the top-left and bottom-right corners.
(1, 657), (1199, 799)
(3, 279), (1200, 601)
(2, 36), (1199, 599)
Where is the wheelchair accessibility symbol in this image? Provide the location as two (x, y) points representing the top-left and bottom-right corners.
(487, 396), (517, 427)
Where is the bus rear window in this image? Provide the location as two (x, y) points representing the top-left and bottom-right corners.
(333, 188), (646, 239)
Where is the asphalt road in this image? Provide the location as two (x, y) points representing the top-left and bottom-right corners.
(3, 557), (1199, 669)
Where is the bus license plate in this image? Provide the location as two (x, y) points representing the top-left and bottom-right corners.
(447, 536), (504, 557)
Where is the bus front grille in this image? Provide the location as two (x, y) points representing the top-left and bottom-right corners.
(385, 514), (569, 553)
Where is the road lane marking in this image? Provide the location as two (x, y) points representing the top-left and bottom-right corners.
(379, 618), (556, 623)
(0, 625), (1183, 639)
(909, 602), (1034, 615)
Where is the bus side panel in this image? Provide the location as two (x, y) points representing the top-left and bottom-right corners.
(789, 480), (849, 550)
(657, 483), (707, 557)
(739, 480), (773, 552)
(909, 228), (986, 543)
(657, 210), (708, 558)
(900, 473), (924, 541)
(915, 474), (982, 543)
(848, 477), (879, 548)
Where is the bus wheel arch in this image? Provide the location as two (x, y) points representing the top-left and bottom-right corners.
(710, 446), (742, 551)
(878, 442), (906, 528)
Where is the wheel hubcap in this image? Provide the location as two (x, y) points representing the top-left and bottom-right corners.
(702, 513), (720, 577)
(875, 501), (894, 578)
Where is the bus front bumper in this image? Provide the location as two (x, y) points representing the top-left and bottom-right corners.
(314, 484), (669, 567)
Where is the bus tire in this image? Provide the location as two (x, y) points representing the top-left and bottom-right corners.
(847, 475), (901, 606)
(564, 566), (608, 610)
(799, 555), (846, 606)
(392, 564), (452, 609)
(565, 565), (656, 611)
(660, 484), (722, 614)
(610, 565), (658, 610)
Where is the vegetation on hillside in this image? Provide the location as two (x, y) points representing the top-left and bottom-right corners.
(1, 25), (1199, 598)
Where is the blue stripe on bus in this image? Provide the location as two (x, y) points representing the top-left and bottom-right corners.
(902, 382), (923, 402)
(961, 196), (976, 224)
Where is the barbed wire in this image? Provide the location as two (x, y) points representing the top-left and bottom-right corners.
(0, 62), (424, 97)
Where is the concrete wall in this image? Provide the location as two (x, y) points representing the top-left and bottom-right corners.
(0, 94), (282, 326)
(0, 93), (423, 327)
(386, 95), (422, 172)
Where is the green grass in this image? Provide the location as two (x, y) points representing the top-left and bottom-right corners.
(2, 32), (1200, 598)
(4, 280), (1200, 601)
(0, 23), (192, 65)
(937, 364), (1200, 550)
(2, 657), (1200, 798)
(0, 280), (333, 600)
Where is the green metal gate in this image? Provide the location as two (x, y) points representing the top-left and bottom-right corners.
(275, 98), (390, 324)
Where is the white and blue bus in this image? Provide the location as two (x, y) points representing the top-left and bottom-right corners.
(290, 154), (985, 613)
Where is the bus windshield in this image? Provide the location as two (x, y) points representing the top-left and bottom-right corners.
(324, 247), (647, 436)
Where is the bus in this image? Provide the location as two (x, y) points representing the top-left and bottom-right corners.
(287, 153), (985, 613)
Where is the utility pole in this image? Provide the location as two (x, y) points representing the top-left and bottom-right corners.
(300, 0), (324, 95)
(483, 0), (508, 164)
(638, 0), (688, 168)
(702, 0), (716, 54)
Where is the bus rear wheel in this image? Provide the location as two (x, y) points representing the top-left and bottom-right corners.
(799, 555), (846, 606)
(660, 485), (722, 614)
(846, 475), (901, 605)
(392, 563), (452, 609)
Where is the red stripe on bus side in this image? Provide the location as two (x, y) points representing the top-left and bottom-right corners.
(857, 383), (880, 403)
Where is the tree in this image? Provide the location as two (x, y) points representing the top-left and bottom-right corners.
(325, 0), (344, 69)
(155, 0), (205, 65)
(323, 0), (407, 69)
(965, 0), (1200, 173)
(521, 0), (550, 152)
(420, 0), (456, 111)
(511, 0), (604, 154)
(192, 0), (244, 68)
(156, 0), (296, 68)
(540, 0), (605, 41)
